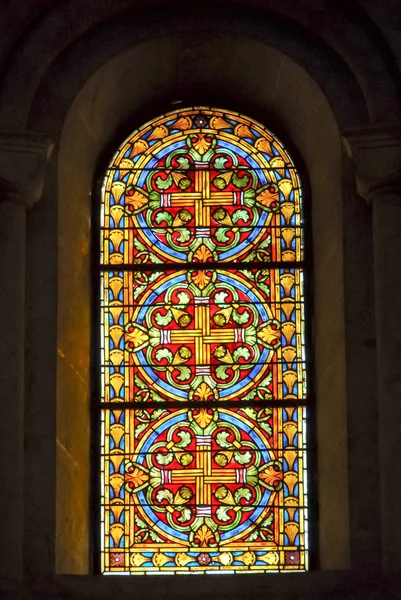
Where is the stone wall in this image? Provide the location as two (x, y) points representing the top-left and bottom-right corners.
(0, 1), (400, 598)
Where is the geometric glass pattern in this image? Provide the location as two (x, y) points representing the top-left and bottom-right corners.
(99, 107), (309, 573)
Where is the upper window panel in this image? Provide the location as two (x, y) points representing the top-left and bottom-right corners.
(101, 107), (303, 266)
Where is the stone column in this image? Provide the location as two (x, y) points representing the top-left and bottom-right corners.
(344, 126), (401, 571)
(0, 134), (53, 580)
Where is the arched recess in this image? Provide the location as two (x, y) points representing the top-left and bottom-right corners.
(1, 2), (400, 128)
(18, 15), (381, 591)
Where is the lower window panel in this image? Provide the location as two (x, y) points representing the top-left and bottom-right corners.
(100, 405), (309, 574)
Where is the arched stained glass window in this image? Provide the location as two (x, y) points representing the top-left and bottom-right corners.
(99, 107), (309, 574)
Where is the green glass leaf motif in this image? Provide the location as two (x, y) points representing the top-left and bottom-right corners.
(156, 489), (174, 503)
(176, 228), (191, 242)
(149, 271), (163, 283)
(155, 311), (173, 326)
(151, 409), (167, 420)
(135, 514), (148, 529)
(214, 156), (229, 169)
(215, 365), (230, 380)
(214, 291), (229, 306)
(258, 281), (270, 296)
(259, 234), (271, 250)
(176, 291), (191, 306)
(263, 513), (274, 527)
(177, 508), (192, 523)
(149, 254), (164, 264)
(240, 407), (257, 420)
(148, 190), (161, 207)
(155, 348), (173, 362)
(216, 431), (231, 448)
(234, 487), (252, 503)
(260, 372), (273, 387)
(216, 506), (231, 522)
(176, 431), (191, 448)
(149, 390), (166, 402)
(176, 366), (191, 381)
(175, 156), (190, 170)
(232, 310), (250, 325)
(242, 389), (258, 401)
(260, 422), (273, 436)
(213, 177), (228, 190)
(155, 210), (173, 226)
(234, 451), (252, 465)
(177, 346), (192, 360)
(134, 423), (148, 436)
(133, 238), (148, 252)
(242, 251), (257, 263)
(215, 228), (229, 242)
(232, 209), (250, 224)
(177, 177), (191, 190)
(134, 374), (147, 390)
(149, 530), (164, 542)
(155, 174), (173, 190)
(245, 530), (259, 542)
(156, 453), (174, 465)
(243, 189), (256, 206)
(232, 172), (250, 188)
(242, 269), (253, 280)
(233, 347), (251, 361)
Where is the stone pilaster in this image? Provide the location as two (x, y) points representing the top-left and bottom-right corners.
(344, 125), (401, 571)
(0, 134), (53, 580)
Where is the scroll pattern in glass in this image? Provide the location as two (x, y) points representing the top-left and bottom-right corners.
(99, 107), (309, 574)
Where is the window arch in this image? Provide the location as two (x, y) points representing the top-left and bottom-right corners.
(99, 107), (309, 574)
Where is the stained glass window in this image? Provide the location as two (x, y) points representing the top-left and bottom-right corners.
(99, 107), (309, 574)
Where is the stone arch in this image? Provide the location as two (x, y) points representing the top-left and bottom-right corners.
(0, 3), (400, 129)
